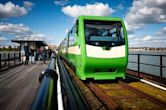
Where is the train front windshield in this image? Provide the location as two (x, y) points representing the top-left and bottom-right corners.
(85, 20), (125, 47)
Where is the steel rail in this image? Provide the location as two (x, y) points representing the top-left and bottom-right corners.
(62, 60), (106, 110)
(119, 81), (166, 107)
(57, 56), (89, 110)
(87, 82), (119, 110)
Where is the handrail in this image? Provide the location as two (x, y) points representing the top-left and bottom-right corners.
(57, 56), (89, 110)
(128, 53), (166, 78)
(31, 57), (58, 110)
(129, 53), (166, 57)
(129, 61), (166, 68)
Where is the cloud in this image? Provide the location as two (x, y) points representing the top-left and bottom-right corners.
(128, 27), (166, 47)
(125, 0), (166, 33)
(17, 33), (46, 38)
(0, 22), (56, 45)
(0, 22), (33, 35)
(23, 1), (34, 10)
(16, 34), (60, 45)
(62, 3), (114, 18)
(116, 3), (125, 10)
(54, 0), (68, 6)
(128, 34), (136, 39)
(0, 36), (7, 41)
(0, 1), (33, 19)
(134, 35), (153, 41)
(128, 35), (154, 47)
(156, 27), (166, 36)
(124, 21), (144, 34)
(44, 35), (62, 45)
(143, 35), (153, 41)
(30, 33), (46, 38)
(153, 27), (166, 43)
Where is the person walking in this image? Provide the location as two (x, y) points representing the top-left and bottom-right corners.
(42, 48), (47, 64)
(24, 43), (31, 66)
(34, 48), (38, 64)
(30, 47), (35, 64)
(48, 49), (52, 59)
(38, 47), (42, 63)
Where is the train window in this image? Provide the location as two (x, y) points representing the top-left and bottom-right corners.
(64, 38), (68, 47)
(121, 27), (124, 39)
(69, 25), (77, 46)
(75, 25), (78, 34)
(85, 20), (125, 47)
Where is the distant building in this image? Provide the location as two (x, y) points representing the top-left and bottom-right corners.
(129, 47), (166, 51)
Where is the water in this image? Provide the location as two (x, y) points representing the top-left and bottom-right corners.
(128, 51), (166, 78)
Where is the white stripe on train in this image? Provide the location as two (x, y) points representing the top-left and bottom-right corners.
(86, 45), (125, 58)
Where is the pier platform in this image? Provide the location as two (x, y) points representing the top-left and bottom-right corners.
(0, 63), (48, 110)
(0, 55), (166, 110)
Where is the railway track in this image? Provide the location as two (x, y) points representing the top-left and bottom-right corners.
(62, 59), (166, 110)
(87, 81), (166, 110)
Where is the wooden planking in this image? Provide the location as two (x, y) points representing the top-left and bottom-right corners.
(0, 63), (48, 110)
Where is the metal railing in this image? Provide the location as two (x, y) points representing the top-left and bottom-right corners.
(31, 54), (89, 110)
(57, 56), (89, 110)
(128, 53), (166, 78)
(0, 52), (23, 71)
(31, 55), (58, 110)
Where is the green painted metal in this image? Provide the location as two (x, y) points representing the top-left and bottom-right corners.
(47, 79), (54, 110)
(58, 15), (128, 80)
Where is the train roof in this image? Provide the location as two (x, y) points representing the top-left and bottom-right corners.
(77, 15), (123, 21)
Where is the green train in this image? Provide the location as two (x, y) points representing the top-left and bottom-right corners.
(58, 16), (128, 80)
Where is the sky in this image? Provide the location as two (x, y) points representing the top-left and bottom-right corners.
(0, 0), (166, 47)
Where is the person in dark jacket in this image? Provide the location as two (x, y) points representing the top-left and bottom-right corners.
(24, 43), (31, 66)
(42, 48), (47, 64)
(38, 47), (42, 62)
(34, 48), (38, 64)
(48, 49), (52, 59)
(30, 48), (35, 64)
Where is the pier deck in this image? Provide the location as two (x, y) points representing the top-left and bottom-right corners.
(0, 63), (48, 110)
(0, 56), (166, 110)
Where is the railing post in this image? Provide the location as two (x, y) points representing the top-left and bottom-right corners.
(5, 53), (7, 66)
(19, 52), (22, 64)
(14, 53), (16, 65)
(138, 54), (140, 78)
(22, 53), (23, 64)
(160, 55), (162, 78)
(8, 53), (10, 67)
(19, 53), (20, 64)
(0, 54), (1, 70)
